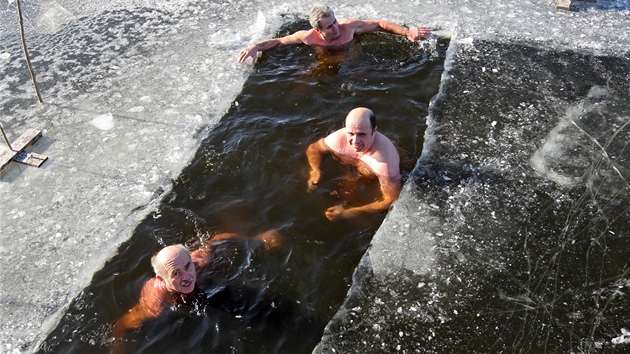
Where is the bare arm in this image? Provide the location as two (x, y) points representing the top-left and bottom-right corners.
(112, 305), (151, 342)
(238, 30), (310, 63)
(111, 279), (167, 353)
(348, 19), (431, 41)
(201, 232), (242, 247)
(306, 138), (331, 191)
(201, 230), (281, 251)
(325, 174), (401, 220)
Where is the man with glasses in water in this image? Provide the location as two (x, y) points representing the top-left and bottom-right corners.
(110, 230), (281, 352)
(237, 4), (431, 63)
(306, 107), (401, 221)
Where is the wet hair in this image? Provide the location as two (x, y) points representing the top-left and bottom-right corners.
(309, 4), (334, 30)
(151, 244), (188, 278)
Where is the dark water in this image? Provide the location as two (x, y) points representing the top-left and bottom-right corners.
(38, 21), (448, 353)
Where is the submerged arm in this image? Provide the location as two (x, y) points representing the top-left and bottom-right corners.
(201, 232), (242, 247)
(111, 279), (167, 353)
(325, 175), (401, 220)
(201, 230), (282, 252)
(112, 305), (150, 342)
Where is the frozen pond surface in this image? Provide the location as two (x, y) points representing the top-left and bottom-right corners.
(1, 0), (629, 353)
(317, 40), (630, 353)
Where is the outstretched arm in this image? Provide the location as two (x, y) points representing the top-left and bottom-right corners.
(325, 175), (401, 221)
(349, 19), (431, 41)
(305, 138), (332, 192)
(238, 30), (309, 63)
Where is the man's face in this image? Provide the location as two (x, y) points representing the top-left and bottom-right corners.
(345, 113), (375, 153)
(160, 249), (196, 294)
(317, 15), (339, 41)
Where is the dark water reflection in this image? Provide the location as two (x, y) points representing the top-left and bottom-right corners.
(39, 24), (448, 353)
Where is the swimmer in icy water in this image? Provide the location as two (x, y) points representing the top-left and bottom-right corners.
(237, 4), (431, 63)
(306, 107), (401, 221)
(110, 230), (281, 353)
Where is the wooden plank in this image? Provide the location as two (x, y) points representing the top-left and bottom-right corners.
(12, 128), (43, 150)
(557, 0), (572, 10)
(0, 147), (18, 172)
(0, 129), (45, 172)
(13, 150), (48, 168)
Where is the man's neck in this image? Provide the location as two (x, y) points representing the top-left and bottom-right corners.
(319, 32), (334, 43)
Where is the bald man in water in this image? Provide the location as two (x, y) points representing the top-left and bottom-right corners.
(306, 107), (401, 221)
(111, 230), (281, 352)
(238, 4), (431, 63)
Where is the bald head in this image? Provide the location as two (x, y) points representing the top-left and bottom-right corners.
(151, 244), (187, 278)
(345, 107), (376, 131)
(151, 244), (197, 294)
(343, 107), (378, 153)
